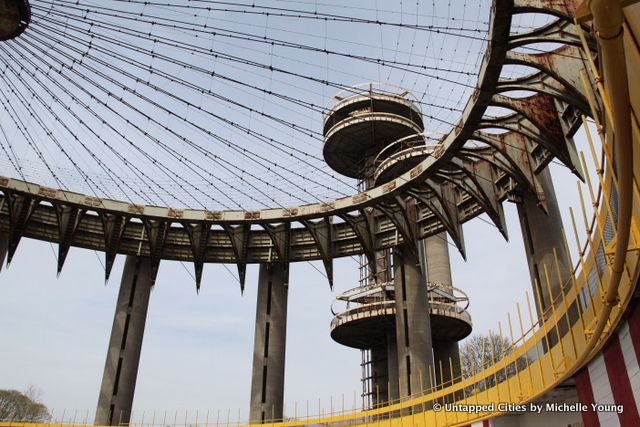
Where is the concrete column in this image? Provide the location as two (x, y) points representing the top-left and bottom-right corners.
(516, 166), (572, 316)
(433, 340), (462, 387)
(386, 335), (399, 403)
(393, 244), (434, 400)
(423, 233), (462, 387)
(423, 233), (452, 286)
(370, 346), (388, 407)
(249, 263), (289, 423)
(95, 256), (154, 426)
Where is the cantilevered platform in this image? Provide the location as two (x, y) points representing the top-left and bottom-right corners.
(330, 282), (472, 349)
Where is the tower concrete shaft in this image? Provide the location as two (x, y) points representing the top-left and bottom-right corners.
(95, 256), (154, 426)
(250, 262), (289, 423)
(369, 335), (400, 406)
(386, 335), (399, 403)
(394, 244), (434, 399)
(422, 233), (461, 386)
(516, 166), (572, 317)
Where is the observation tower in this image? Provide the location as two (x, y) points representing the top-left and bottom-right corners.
(0, 0), (30, 41)
(323, 83), (472, 406)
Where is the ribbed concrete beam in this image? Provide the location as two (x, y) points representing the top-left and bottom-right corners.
(95, 256), (154, 426)
(393, 244), (434, 400)
(249, 263), (289, 423)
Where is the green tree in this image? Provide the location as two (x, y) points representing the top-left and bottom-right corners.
(0, 387), (49, 422)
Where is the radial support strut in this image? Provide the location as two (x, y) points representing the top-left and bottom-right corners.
(249, 262), (289, 423)
(95, 256), (154, 426)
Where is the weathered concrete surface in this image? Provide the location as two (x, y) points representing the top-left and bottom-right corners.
(95, 256), (154, 426)
(249, 263), (289, 423)
(394, 244), (434, 399)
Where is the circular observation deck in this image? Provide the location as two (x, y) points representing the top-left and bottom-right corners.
(323, 83), (424, 179)
(0, 0), (30, 41)
(372, 133), (440, 185)
(330, 282), (472, 349)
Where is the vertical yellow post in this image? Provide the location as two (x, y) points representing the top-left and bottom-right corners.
(579, 153), (611, 265)
(543, 263), (567, 372)
(533, 278), (554, 380)
(562, 227), (588, 333)
(517, 302), (533, 398)
(507, 312), (522, 399)
(429, 368), (437, 426)
(569, 205), (599, 319)
(448, 357), (458, 424)
(419, 369), (425, 412)
(488, 331), (502, 403)
(330, 395), (334, 423)
(480, 333), (487, 391)
(497, 322), (512, 401)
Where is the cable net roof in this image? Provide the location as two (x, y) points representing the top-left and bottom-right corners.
(0, 0), (490, 211)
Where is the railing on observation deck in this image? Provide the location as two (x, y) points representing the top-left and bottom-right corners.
(330, 282), (472, 331)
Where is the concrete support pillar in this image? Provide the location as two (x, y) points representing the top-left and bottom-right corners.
(370, 346), (388, 407)
(95, 256), (154, 426)
(423, 233), (462, 386)
(516, 166), (572, 316)
(249, 263), (289, 423)
(433, 340), (462, 387)
(393, 244), (434, 400)
(386, 335), (399, 403)
(423, 233), (453, 286)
